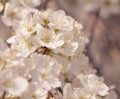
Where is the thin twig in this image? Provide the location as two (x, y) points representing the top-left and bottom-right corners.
(2, 91), (6, 99)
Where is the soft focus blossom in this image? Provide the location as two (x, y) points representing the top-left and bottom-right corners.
(0, 0), (41, 27)
(0, 2), (4, 13)
(0, 69), (28, 96)
(100, 0), (120, 17)
(7, 9), (83, 57)
(1, 2), (35, 26)
(18, 0), (41, 7)
(28, 53), (61, 90)
(78, 0), (120, 18)
(0, 7), (117, 99)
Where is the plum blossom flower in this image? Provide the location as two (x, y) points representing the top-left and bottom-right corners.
(7, 9), (83, 57)
(18, 0), (41, 7)
(1, 8), (116, 99)
(78, 74), (109, 97)
(0, 69), (28, 96)
(63, 84), (76, 99)
(36, 25), (64, 49)
(1, 1), (35, 26)
(27, 53), (61, 90)
(0, 0), (39, 27)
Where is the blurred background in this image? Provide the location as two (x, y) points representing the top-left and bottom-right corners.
(0, 0), (120, 98)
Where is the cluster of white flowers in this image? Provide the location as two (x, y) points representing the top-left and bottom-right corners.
(0, 8), (117, 99)
(0, 0), (41, 26)
(79, 0), (120, 18)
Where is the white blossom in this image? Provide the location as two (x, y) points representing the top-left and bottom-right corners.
(78, 74), (109, 97)
(36, 25), (64, 49)
(0, 2), (4, 13)
(1, 2), (34, 26)
(0, 69), (28, 96)
(7, 9), (83, 57)
(79, 0), (120, 18)
(18, 0), (41, 7)
(27, 53), (61, 90)
(100, 0), (120, 18)
(63, 84), (76, 99)
(0, 8), (116, 99)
